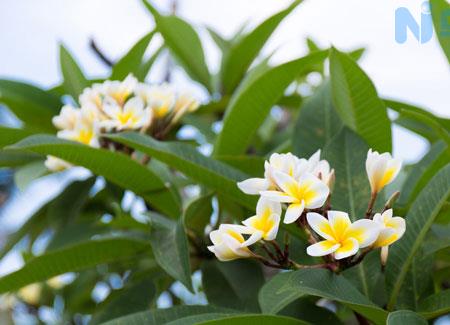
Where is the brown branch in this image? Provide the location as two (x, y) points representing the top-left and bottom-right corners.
(365, 192), (378, 219)
(89, 38), (114, 67)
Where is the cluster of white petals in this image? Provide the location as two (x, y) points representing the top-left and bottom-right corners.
(209, 149), (405, 263)
(45, 74), (199, 171)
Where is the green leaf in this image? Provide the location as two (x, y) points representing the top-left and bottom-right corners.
(0, 127), (33, 148)
(215, 51), (328, 156)
(277, 297), (343, 325)
(387, 310), (427, 325)
(141, 1), (211, 91)
(184, 192), (213, 234)
(220, 0), (302, 93)
(91, 278), (156, 325)
(216, 155), (265, 177)
(207, 27), (231, 54)
(418, 289), (450, 319)
(100, 305), (238, 325)
(329, 48), (391, 152)
(0, 151), (41, 168)
(0, 237), (150, 294)
(14, 161), (48, 191)
(111, 31), (155, 80)
(202, 260), (264, 312)
(0, 80), (60, 132)
(386, 164), (450, 309)
(293, 82), (343, 157)
(135, 45), (164, 81)
(7, 135), (180, 217)
(259, 269), (387, 325)
(398, 141), (449, 208)
(323, 128), (370, 220)
(184, 314), (308, 325)
(430, 0), (450, 63)
(107, 132), (256, 210)
(148, 213), (193, 291)
(59, 44), (89, 100)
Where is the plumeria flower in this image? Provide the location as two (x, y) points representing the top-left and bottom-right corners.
(306, 150), (335, 188)
(366, 149), (402, 194)
(261, 171), (329, 224)
(101, 96), (152, 131)
(207, 224), (259, 261)
(44, 156), (72, 172)
(102, 74), (138, 106)
(79, 83), (104, 109)
(306, 211), (381, 259)
(237, 152), (302, 195)
(372, 209), (406, 264)
(136, 83), (176, 119)
(171, 92), (200, 123)
(242, 197), (281, 241)
(52, 105), (80, 130)
(57, 120), (99, 147)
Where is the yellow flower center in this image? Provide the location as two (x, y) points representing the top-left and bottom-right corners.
(76, 129), (94, 145)
(288, 181), (316, 205)
(250, 209), (275, 235)
(226, 229), (245, 243)
(377, 167), (396, 190)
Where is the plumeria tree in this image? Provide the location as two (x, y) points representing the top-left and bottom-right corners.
(0, 0), (449, 324)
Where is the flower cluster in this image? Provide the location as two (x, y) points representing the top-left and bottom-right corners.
(45, 75), (199, 171)
(208, 149), (405, 269)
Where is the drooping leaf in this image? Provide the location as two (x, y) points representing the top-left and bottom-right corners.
(177, 314), (308, 325)
(258, 269), (387, 324)
(111, 31), (155, 80)
(430, 0), (450, 63)
(59, 44), (90, 100)
(14, 160), (48, 191)
(418, 289), (450, 319)
(107, 132), (256, 209)
(184, 192), (213, 235)
(215, 51), (328, 156)
(91, 278), (156, 325)
(148, 213), (193, 291)
(141, 1), (211, 91)
(386, 310), (427, 325)
(398, 141), (449, 208)
(386, 164), (450, 309)
(100, 305), (238, 325)
(202, 260), (264, 312)
(329, 48), (391, 152)
(323, 127), (370, 220)
(7, 135), (180, 217)
(0, 81), (60, 132)
(0, 237), (150, 294)
(220, 0), (302, 94)
(293, 82), (343, 157)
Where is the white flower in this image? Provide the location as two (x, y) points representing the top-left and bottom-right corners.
(237, 152), (303, 195)
(242, 197), (281, 241)
(136, 83), (176, 119)
(366, 149), (402, 193)
(44, 156), (72, 172)
(261, 171), (329, 224)
(101, 96), (152, 131)
(172, 92), (200, 123)
(57, 119), (99, 147)
(306, 211), (381, 260)
(373, 209), (405, 248)
(102, 74), (138, 106)
(207, 224), (258, 261)
(79, 83), (104, 109)
(52, 105), (80, 130)
(306, 150), (334, 188)
(17, 283), (42, 305)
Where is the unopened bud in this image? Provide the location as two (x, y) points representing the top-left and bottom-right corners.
(327, 169), (335, 192)
(380, 246), (389, 266)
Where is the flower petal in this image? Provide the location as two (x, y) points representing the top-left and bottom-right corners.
(237, 178), (269, 195)
(300, 174), (329, 208)
(373, 228), (398, 248)
(284, 201), (305, 224)
(387, 217), (406, 238)
(256, 196), (282, 217)
(260, 190), (296, 203)
(306, 240), (340, 257)
(334, 237), (359, 259)
(272, 170), (298, 197)
(346, 219), (381, 248)
(327, 210), (351, 241)
(242, 231), (263, 246)
(265, 213), (281, 241)
(306, 212), (334, 241)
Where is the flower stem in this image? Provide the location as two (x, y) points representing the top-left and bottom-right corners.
(365, 192), (378, 219)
